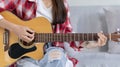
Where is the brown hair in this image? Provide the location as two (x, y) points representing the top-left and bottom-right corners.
(52, 0), (67, 25)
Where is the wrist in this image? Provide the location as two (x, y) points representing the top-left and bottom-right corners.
(9, 23), (18, 32)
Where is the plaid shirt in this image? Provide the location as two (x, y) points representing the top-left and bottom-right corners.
(0, 0), (80, 67)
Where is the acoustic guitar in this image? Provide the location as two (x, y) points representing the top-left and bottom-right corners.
(0, 11), (120, 67)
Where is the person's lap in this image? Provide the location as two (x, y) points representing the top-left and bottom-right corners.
(16, 47), (72, 67)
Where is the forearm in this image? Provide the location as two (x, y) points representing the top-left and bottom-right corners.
(0, 18), (16, 31)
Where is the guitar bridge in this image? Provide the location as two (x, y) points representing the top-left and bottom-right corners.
(3, 29), (9, 51)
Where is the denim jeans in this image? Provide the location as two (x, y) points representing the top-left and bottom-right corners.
(16, 47), (73, 67)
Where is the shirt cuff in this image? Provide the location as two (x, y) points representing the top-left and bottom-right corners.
(0, 15), (3, 20)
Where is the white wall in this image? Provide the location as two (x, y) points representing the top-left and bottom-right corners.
(68, 0), (120, 6)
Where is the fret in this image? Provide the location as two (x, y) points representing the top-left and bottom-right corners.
(63, 34), (66, 41)
(53, 34), (55, 42)
(89, 33), (90, 41)
(75, 33), (77, 41)
(68, 34), (70, 41)
(82, 34), (84, 41)
(57, 34), (58, 41)
(38, 34), (39, 42)
(49, 33), (51, 42)
(78, 33), (79, 41)
(52, 34), (54, 42)
(65, 34), (66, 41)
(66, 34), (68, 41)
(89, 33), (92, 41)
(67, 33), (71, 41)
(95, 33), (98, 40)
(65, 34), (67, 41)
(47, 34), (48, 42)
(73, 34), (74, 41)
(63, 34), (65, 41)
(79, 34), (80, 41)
(47, 33), (49, 42)
(84, 34), (87, 41)
(88, 33), (90, 41)
(73, 34), (75, 41)
(39, 33), (40, 42)
(62, 34), (64, 42)
(38, 33), (40, 42)
(37, 33), (39, 42)
(92, 33), (93, 40)
(50, 33), (52, 42)
(84, 34), (85, 40)
(90, 33), (93, 40)
(41, 33), (43, 42)
(48, 33), (50, 42)
(37, 34), (39, 42)
(64, 34), (66, 41)
(55, 34), (57, 41)
(68, 34), (69, 41)
(43, 33), (45, 42)
(42, 33), (44, 42)
(87, 33), (88, 41)
(78, 33), (80, 41)
(93, 33), (98, 41)
(61, 34), (63, 42)
(59, 34), (61, 42)
(67, 34), (69, 41)
(94, 33), (96, 40)
(56, 34), (57, 41)
(75, 34), (77, 41)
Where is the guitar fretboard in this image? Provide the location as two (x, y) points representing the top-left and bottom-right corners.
(34, 33), (99, 42)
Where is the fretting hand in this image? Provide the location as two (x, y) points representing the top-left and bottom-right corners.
(81, 32), (107, 48)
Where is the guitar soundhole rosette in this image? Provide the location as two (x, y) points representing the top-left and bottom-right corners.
(18, 38), (35, 49)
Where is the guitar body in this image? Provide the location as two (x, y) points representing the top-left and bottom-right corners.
(0, 11), (52, 67)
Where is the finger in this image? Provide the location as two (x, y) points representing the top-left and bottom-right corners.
(97, 33), (103, 41)
(25, 32), (34, 38)
(97, 39), (102, 46)
(100, 31), (103, 33)
(26, 27), (34, 34)
(97, 33), (107, 46)
(22, 35), (33, 43)
(98, 33), (107, 42)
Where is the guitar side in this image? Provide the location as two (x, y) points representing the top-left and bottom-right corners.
(0, 11), (53, 67)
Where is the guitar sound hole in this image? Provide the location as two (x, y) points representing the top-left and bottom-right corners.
(20, 39), (34, 46)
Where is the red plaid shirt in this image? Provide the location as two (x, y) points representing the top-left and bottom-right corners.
(0, 0), (80, 67)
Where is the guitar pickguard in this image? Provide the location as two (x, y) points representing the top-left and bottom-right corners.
(8, 43), (36, 59)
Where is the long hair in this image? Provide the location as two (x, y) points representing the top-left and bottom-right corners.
(52, 0), (67, 25)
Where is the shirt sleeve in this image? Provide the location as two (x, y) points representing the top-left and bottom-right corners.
(0, 0), (18, 19)
(0, 0), (17, 12)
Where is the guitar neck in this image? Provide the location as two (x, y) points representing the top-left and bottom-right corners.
(34, 33), (108, 42)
